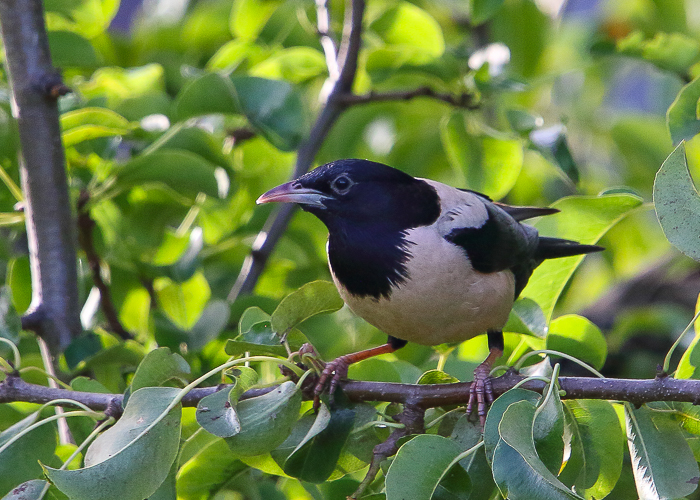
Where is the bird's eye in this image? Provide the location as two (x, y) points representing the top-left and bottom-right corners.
(330, 175), (353, 194)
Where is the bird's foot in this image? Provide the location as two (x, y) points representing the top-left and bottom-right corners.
(312, 354), (351, 410)
(466, 361), (495, 427)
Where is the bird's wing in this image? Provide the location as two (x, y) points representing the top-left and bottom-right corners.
(439, 197), (539, 275)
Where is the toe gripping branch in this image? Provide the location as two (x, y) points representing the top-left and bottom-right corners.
(467, 329), (504, 426)
(313, 342), (399, 409)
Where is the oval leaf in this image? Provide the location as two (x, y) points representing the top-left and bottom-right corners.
(492, 401), (584, 500)
(61, 107), (135, 147)
(667, 75), (700, 145)
(385, 434), (465, 500)
(115, 150), (227, 199)
(196, 387), (240, 438)
(625, 405), (700, 500)
(130, 347), (190, 392)
(523, 193), (643, 321)
(225, 381), (301, 456)
(271, 281), (344, 336)
(654, 142), (700, 261)
(546, 315), (607, 370)
(45, 387), (181, 500)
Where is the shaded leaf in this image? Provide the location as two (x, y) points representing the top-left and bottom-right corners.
(225, 381), (302, 456)
(283, 399), (356, 483)
(653, 142), (700, 261)
(175, 73), (239, 121)
(45, 387), (181, 500)
(196, 387), (240, 438)
(130, 347), (190, 392)
(483, 388), (540, 463)
(60, 107), (134, 147)
(667, 75), (700, 145)
(533, 379), (565, 475)
(470, 0), (505, 25)
(385, 434), (467, 500)
(177, 438), (247, 500)
(504, 297), (547, 338)
(1, 479), (49, 500)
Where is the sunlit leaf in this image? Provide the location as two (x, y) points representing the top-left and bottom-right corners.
(229, 0), (281, 40)
(667, 75), (700, 145)
(624, 405), (700, 500)
(546, 315), (607, 370)
(523, 193), (643, 321)
(271, 281), (344, 336)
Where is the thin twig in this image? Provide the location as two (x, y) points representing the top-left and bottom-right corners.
(227, 0), (366, 302)
(37, 337), (73, 445)
(340, 86), (480, 109)
(77, 190), (131, 340)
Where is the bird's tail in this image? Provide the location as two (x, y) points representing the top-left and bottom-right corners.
(535, 237), (604, 260)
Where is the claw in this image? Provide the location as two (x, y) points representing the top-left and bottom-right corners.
(313, 355), (350, 410)
(467, 361), (495, 427)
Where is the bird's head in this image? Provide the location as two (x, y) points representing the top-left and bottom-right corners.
(257, 159), (440, 230)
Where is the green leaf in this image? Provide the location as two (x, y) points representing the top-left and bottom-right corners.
(650, 401), (700, 435)
(417, 369), (460, 385)
(271, 281), (344, 336)
(559, 400), (624, 500)
(7, 257), (31, 314)
(145, 125), (231, 170)
(114, 150), (228, 199)
(667, 75), (700, 145)
(504, 298), (547, 338)
(522, 193), (643, 321)
(370, 2), (445, 59)
(492, 401), (583, 500)
(484, 388), (541, 463)
(533, 380), (565, 475)
(187, 300), (231, 352)
(48, 31), (98, 68)
(175, 73), (239, 121)
(624, 405), (700, 499)
(225, 381), (302, 456)
(44, 0), (119, 38)
(450, 415), (495, 500)
(1, 479), (49, 500)
(546, 315), (607, 370)
(229, 0), (281, 40)
(470, 0), (505, 25)
(617, 31), (700, 74)
(226, 306), (308, 357)
(130, 347), (190, 392)
(176, 438), (247, 500)
(230, 76), (307, 151)
(61, 107), (135, 147)
(385, 434), (467, 500)
(45, 387), (181, 500)
(441, 113), (523, 199)
(250, 47), (326, 83)
(654, 142), (700, 261)
(196, 387), (240, 438)
(155, 273), (211, 330)
(228, 366), (259, 403)
(0, 286), (21, 343)
(283, 400), (356, 483)
(530, 126), (579, 184)
(0, 413), (56, 497)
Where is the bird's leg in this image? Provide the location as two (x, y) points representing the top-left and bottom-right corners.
(467, 329), (504, 427)
(313, 336), (407, 409)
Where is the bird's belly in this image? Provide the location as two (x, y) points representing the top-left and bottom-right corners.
(331, 227), (516, 345)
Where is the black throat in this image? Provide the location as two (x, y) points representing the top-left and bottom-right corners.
(325, 179), (440, 300)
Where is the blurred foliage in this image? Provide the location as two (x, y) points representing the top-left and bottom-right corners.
(2, 0), (700, 498)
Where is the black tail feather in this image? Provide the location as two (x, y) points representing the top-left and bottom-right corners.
(536, 237), (604, 260)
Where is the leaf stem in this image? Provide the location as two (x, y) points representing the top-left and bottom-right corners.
(514, 349), (605, 378)
(0, 337), (21, 369)
(663, 307), (700, 374)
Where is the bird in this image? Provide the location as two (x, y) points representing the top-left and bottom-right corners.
(257, 159), (603, 423)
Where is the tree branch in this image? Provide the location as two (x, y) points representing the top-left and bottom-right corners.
(77, 191), (131, 340)
(227, 0), (366, 301)
(339, 86), (480, 109)
(0, 0), (81, 353)
(4, 372), (700, 412)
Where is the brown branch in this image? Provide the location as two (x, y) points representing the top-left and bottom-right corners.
(77, 191), (131, 340)
(0, 0), (81, 353)
(227, 0), (366, 301)
(340, 86), (480, 109)
(4, 371), (700, 412)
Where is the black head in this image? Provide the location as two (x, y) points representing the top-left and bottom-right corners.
(257, 159), (440, 231)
